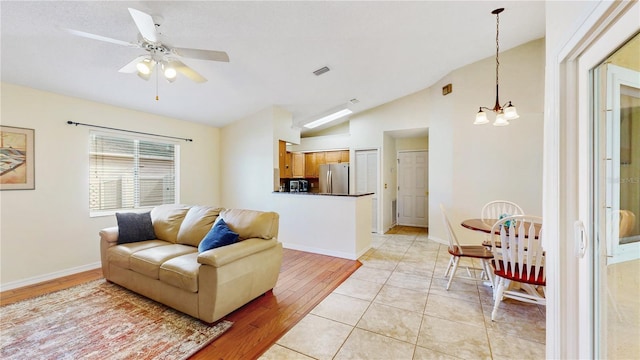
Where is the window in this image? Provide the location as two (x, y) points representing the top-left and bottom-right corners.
(89, 132), (179, 215)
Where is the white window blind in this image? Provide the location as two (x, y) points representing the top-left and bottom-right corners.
(89, 132), (178, 214)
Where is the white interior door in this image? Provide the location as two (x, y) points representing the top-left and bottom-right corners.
(397, 151), (428, 227)
(355, 150), (378, 232)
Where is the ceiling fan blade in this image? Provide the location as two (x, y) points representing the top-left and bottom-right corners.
(172, 60), (207, 83)
(118, 55), (148, 73)
(128, 8), (158, 43)
(64, 28), (137, 47)
(172, 48), (230, 62)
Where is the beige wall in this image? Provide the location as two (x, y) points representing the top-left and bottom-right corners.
(396, 136), (428, 151)
(0, 83), (221, 288)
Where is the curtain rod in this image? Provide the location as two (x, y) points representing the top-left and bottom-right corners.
(66, 121), (193, 142)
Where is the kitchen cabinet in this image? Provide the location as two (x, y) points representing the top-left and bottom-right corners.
(279, 140), (293, 179)
(316, 152), (326, 167)
(305, 152), (326, 178)
(305, 153), (317, 178)
(325, 150), (349, 164)
(291, 152), (305, 178)
(281, 147), (349, 179)
(284, 152), (293, 178)
(340, 150), (350, 163)
(278, 140), (286, 178)
(325, 151), (342, 164)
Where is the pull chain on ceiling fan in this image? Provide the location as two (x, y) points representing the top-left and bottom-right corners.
(64, 8), (229, 84)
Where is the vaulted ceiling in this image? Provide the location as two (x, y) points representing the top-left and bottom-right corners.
(1, 1), (545, 133)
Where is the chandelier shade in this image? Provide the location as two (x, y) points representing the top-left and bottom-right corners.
(474, 8), (519, 126)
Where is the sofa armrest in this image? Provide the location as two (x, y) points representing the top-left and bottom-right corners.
(99, 226), (119, 244)
(197, 238), (278, 268)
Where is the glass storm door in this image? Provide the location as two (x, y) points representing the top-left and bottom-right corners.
(592, 34), (640, 358)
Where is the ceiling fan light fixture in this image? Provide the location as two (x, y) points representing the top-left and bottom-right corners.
(162, 61), (177, 80)
(136, 58), (154, 75)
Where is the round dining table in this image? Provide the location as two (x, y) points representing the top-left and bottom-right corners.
(461, 218), (541, 239)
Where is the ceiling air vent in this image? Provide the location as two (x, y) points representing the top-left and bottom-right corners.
(313, 66), (330, 76)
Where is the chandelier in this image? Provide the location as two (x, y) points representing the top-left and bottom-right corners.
(474, 8), (519, 126)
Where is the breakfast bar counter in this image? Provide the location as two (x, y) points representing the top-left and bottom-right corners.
(271, 192), (374, 260)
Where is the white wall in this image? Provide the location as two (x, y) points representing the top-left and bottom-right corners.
(220, 105), (298, 210)
(0, 83), (221, 288)
(286, 39), (544, 242)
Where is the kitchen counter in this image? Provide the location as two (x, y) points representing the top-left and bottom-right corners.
(273, 191), (374, 197)
(271, 192), (373, 260)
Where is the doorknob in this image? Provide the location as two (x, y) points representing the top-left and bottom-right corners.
(574, 220), (588, 258)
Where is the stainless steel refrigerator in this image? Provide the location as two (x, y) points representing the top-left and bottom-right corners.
(319, 163), (349, 194)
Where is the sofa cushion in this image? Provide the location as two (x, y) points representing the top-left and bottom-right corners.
(129, 244), (196, 279)
(106, 240), (170, 269)
(198, 218), (239, 252)
(150, 204), (190, 243)
(116, 212), (156, 244)
(220, 209), (279, 240)
(159, 253), (200, 293)
(177, 205), (224, 247)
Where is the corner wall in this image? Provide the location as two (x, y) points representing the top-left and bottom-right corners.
(219, 106), (298, 210)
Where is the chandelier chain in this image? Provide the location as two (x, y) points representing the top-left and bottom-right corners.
(495, 11), (500, 88)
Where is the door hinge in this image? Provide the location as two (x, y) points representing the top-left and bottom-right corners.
(397, 158), (400, 164)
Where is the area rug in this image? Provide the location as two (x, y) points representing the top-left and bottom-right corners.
(0, 280), (232, 360)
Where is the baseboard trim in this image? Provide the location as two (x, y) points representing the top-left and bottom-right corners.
(1, 262), (101, 292)
(282, 243), (360, 261)
(428, 235), (447, 246)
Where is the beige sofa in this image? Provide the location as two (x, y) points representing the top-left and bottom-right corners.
(99, 204), (283, 323)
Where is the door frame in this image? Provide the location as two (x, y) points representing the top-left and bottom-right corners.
(547, 1), (639, 358)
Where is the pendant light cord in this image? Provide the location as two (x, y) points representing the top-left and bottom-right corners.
(495, 11), (500, 90)
(492, 9), (501, 112)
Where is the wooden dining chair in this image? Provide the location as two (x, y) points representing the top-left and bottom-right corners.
(481, 200), (524, 221)
(489, 215), (545, 321)
(440, 204), (494, 290)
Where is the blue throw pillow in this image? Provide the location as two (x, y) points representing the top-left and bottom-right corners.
(198, 218), (239, 252)
(116, 212), (156, 244)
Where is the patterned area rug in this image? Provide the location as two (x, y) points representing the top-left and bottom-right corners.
(0, 280), (232, 360)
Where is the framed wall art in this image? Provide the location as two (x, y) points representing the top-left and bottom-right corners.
(1, 126), (35, 190)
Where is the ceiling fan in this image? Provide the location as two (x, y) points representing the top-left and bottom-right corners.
(65, 8), (229, 83)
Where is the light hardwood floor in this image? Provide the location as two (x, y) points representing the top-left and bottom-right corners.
(1, 248), (361, 360)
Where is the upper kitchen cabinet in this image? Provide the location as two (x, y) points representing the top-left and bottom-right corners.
(305, 152), (318, 178)
(279, 140), (293, 179)
(291, 152), (305, 178)
(341, 150), (349, 163)
(305, 152), (327, 178)
(325, 150), (350, 164)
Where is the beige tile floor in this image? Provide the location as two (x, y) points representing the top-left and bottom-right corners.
(260, 229), (546, 360)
